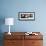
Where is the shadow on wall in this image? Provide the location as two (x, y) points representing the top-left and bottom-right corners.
(0, 16), (5, 32)
(0, 16), (5, 46)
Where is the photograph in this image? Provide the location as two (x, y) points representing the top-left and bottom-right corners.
(18, 12), (35, 21)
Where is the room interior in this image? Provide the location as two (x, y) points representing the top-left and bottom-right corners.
(0, 0), (46, 46)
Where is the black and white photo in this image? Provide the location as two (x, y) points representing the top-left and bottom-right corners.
(18, 12), (35, 21)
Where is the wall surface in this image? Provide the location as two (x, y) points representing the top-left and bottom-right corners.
(0, 0), (46, 32)
(0, 0), (46, 46)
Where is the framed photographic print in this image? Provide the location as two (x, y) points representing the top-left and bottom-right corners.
(18, 12), (35, 21)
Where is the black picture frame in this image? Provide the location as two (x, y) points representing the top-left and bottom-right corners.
(18, 12), (35, 21)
